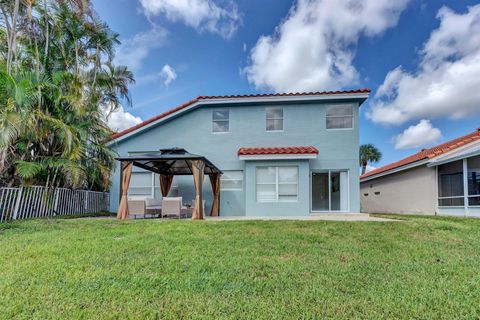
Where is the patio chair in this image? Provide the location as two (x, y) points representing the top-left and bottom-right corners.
(128, 200), (146, 219)
(145, 198), (162, 218)
(162, 197), (183, 218)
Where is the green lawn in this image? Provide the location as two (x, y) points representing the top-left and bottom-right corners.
(1, 215), (480, 319)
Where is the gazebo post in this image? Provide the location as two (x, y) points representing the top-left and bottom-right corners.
(191, 159), (205, 220)
(209, 173), (220, 217)
(117, 161), (133, 220)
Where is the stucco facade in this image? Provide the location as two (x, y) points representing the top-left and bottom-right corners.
(108, 92), (368, 216)
(360, 165), (437, 214)
(360, 129), (480, 217)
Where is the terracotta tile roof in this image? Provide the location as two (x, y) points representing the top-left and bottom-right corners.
(361, 128), (480, 180)
(198, 88), (371, 100)
(110, 89), (371, 140)
(111, 98), (199, 140)
(238, 146), (319, 156)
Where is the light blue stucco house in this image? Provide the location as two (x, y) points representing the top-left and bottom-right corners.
(107, 89), (370, 217)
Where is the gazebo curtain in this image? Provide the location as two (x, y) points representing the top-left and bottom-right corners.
(160, 175), (173, 197)
(209, 173), (220, 217)
(116, 161), (133, 220)
(191, 160), (205, 220)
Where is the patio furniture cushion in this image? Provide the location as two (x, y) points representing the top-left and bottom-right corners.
(128, 200), (145, 214)
(162, 197), (183, 218)
(128, 200), (146, 219)
(145, 198), (162, 209)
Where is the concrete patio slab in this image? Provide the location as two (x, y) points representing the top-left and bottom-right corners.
(206, 214), (398, 222)
(82, 213), (398, 222)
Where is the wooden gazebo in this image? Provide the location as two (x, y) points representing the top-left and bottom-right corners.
(115, 148), (222, 220)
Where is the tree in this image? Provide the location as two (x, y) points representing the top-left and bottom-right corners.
(0, 0), (135, 191)
(359, 144), (382, 175)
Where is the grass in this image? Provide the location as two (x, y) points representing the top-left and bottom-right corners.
(1, 215), (480, 319)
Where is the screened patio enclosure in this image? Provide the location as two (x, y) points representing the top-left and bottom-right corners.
(115, 148), (222, 220)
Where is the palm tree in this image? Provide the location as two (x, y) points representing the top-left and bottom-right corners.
(0, 0), (135, 191)
(359, 144), (382, 175)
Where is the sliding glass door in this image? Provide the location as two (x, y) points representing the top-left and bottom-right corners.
(311, 171), (348, 212)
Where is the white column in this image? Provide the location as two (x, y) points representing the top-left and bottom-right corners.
(463, 159), (469, 217)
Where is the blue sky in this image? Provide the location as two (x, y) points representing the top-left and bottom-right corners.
(93, 0), (480, 170)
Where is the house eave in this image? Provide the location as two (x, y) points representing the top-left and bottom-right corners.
(107, 93), (369, 146)
(360, 159), (430, 182)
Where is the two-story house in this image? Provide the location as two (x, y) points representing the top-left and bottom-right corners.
(107, 89), (370, 217)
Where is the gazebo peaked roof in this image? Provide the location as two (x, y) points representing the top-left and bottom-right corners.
(115, 148), (222, 176)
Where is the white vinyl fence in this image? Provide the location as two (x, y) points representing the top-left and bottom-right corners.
(0, 186), (109, 222)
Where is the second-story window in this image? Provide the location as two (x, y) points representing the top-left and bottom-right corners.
(212, 110), (229, 133)
(326, 105), (353, 129)
(266, 107), (283, 131)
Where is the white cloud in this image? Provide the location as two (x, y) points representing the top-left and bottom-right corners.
(160, 64), (177, 86)
(366, 164), (377, 173)
(102, 105), (143, 132)
(243, 0), (410, 93)
(135, 64), (177, 87)
(114, 27), (168, 71)
(139, 0), (241, 39)
(369, 5), (480, 125)
(393, 120), (442, 149)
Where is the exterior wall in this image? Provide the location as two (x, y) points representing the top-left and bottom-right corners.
(360, 165), (437, 215)
(244, 160), (310, 216)
(109, 100), (360, 215)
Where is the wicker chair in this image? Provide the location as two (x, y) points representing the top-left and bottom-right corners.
(128, 200), (146, 219)
(145, 198), (162, 218)
(162, 197), (183, 218)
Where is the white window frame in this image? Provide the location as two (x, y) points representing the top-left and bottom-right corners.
(265, 107), (284, 132)
(220, 170), (244, 191)
(436, 156), (480, 216)
(129, 171), (155, 198)
(437, 159), (466, 208)
(256, 166), (298, 203)
(212, 109), (229, 133)
(129, 172), (178, 199)
(467, 156), (480, 207)
(310, 170), (350, 213)
(326, 104), (354, 130)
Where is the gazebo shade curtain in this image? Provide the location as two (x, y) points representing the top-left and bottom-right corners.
(209, 173), (220, 217)
(115, 148), (222, 220)
(191, 160), (205, 220)
(160, 175), (173, 197)
(117, 161), (133, 220)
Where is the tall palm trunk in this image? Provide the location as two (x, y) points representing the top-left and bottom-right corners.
(361, 161), (367, 175)
(0, 148), (7, 174)
(92, 45), (100, 88)
(7, 0), (20, 75)
(43, 0), (50, 68)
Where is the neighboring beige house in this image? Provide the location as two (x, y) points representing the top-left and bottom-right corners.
(360, 128), (480, 217)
